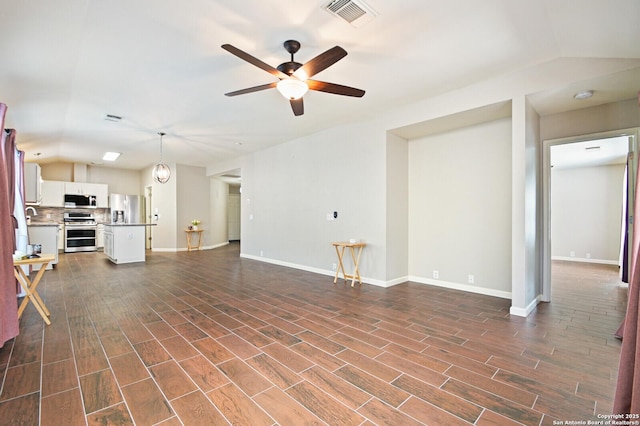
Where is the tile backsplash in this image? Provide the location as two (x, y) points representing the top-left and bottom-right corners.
(27, 207), (110, 224)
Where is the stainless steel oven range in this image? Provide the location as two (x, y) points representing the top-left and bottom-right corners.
(63, 212), (97, 252)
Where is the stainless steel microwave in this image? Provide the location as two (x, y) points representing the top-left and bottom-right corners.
(64, 194), (97, 208)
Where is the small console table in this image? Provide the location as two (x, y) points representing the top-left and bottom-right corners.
(185, 229), (204, 251)
(332, 241), (366, 287)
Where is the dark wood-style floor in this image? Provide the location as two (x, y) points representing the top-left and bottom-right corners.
(0, 243), (627, 425)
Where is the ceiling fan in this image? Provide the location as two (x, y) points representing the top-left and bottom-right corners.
(221, 40), (365, 116)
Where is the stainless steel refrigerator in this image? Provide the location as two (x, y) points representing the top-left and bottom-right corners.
(109, 194), (143, 224)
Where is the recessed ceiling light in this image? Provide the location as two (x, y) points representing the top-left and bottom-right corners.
(103, 152), (121, 161)
(574, 90), (593, 100)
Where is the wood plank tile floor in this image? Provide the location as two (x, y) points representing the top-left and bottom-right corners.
(0, 244), (627, 425)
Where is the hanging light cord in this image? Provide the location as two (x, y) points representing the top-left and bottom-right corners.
(158, 132), (166, 162)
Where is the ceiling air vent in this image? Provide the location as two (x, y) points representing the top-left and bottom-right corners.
(323, 0), (378, 28)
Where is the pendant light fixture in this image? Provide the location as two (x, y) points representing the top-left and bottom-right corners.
(152, 132), (171, 184)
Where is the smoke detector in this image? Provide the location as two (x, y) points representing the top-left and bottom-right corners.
(323, 0), (378, 28)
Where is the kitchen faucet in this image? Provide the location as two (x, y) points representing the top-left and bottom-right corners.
(25, 206), (38, 225)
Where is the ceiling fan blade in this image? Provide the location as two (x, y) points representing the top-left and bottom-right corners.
(222, 44), (288, 79)
(306, 80), (365, 97)
(290, 98), (304, 116)
(224, 82), (277, 97)
(294, 46), (347, 80)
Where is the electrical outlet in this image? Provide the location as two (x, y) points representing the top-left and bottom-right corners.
(433, 270), (439, 279)
(586, 253), (591, 259)
(332, 263), (337, 271)
(260, 250), (263, 257)
(468, 275), (474, 284)
(570, 251), (575, 257)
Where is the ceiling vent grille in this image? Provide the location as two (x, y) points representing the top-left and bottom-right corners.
(323, 0), (378, 28)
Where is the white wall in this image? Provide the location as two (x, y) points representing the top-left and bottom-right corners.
(88, 166), (142, 195)
(541, 99), (640, 141)
(145, 163), (177, 251)
(551, 164), (625, 263)
(210, 178), (229, 246)
(408, 118), (512, 296)
(176, 164), (211, 250)
(239, 120), (389, 282)
(386, 132), (409, 282)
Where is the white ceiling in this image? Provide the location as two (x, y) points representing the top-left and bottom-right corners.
(551, 136), (629, 170)
(1, 0), (639, 171)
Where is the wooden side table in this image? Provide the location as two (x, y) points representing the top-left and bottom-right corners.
(185, 229), (204, 251)
(332, 241), (366, 287)
(13, 254), (55, 325)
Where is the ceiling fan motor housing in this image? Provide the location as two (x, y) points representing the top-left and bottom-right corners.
(277, 61), (303, 76)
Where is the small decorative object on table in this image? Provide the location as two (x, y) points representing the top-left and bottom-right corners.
(191, 219), (200, 230)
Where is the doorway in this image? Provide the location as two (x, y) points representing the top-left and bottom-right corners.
(228, 187), (241, 241)
(542, 129), (638, 302)
(145, 185), (152, 250)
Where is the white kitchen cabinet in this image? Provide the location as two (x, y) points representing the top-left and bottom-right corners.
(94, 184), (109, 208)
(27, 225), (59, 270)
(104, 228), (113, 259)
(40, 180), (65, 207)
(97, 224), (105, 249)
(64, 182), (109, 207)
(104, 224), (146, 264)
(58, 225), (64, 251)
(64, 182), (84, 195)
(24, 163), (42, 205)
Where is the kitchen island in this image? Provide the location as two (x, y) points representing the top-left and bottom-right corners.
(103, 223), (154, 264)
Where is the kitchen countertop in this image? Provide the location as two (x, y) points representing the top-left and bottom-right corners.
(27, 223), (60, 227)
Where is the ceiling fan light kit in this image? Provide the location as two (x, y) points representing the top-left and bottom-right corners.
(222, 39), (365, 116)
(277, 78), (308, 100)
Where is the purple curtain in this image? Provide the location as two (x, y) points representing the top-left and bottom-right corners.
(0, 103), (19, 347)
(622, 162), (630, 284)
(613, 93), (640, 413)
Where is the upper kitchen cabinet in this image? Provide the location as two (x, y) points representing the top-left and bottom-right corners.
(24, 163), (42, 205)
(64, 182), (109, 207)
(40, 181), (65, 207)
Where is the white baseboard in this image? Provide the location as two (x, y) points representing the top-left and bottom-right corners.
(239, 254), (516, 297)
(152, 241), (230, 253)
(239, 253), (394, 286)
(408, 276), (512, 300)
(552, 256), (619, 266)
(510, 295), (541, 317)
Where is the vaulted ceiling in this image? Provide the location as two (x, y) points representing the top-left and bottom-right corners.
(2, 0), (639, 170)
